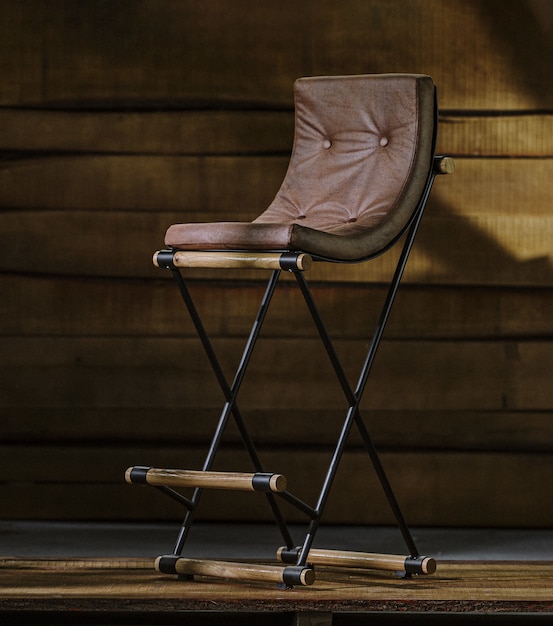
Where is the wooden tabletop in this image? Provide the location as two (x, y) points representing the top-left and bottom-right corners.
(1, 557), (553, 615)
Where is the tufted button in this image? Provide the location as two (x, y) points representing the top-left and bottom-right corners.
(347, 217), (358, 223)
(297, 214), (307, 220)
(379, 137), (389, 147)
(323, 139), (332, 149)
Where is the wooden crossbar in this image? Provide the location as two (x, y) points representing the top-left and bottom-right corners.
(125, 466), (287, 493)
(153, 250), (313, 271)
(155, 556), (315, 587)
(277, 547), (436, 576)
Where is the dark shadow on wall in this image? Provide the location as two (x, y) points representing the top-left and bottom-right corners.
(475, 0), (553, 109)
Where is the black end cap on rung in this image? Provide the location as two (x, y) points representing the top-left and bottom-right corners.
(279, 252), (302, 272)
(156, 555), (179, 575)
(251, 472), (276, 492)
(127, 466), (150, 485)
(404, 555), (436, 576)
(279, 547), (301, 564)
(155, 249), (176, 269)
(283, 565), (315, 587)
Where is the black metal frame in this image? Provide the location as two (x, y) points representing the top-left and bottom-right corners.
(147, 157), (442, 578)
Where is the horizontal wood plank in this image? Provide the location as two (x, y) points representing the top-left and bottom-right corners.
(3, 560), (553, 611)
(0, 110), (295, 155)
(438, 114), (553, 158)
(2, 407), (553, 453)
(1, 337), (550, 411)
(0, 156), (551, 287)
(2, 0), (551, 110)
(2, 445), (552, 526)
(1, 157), (552, 217)
(431, 158), (553, 218)
(1, 0), (552, 532)
(1, 210), (551, 287)
(1, 109), (551, 158)
(0, 155), (287, 212)
(2, 275), (551, 339)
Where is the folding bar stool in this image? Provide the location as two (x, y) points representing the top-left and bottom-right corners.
(126, 74), (454, 588)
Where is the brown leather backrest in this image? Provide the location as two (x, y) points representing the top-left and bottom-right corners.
(255, 74), (436, 259)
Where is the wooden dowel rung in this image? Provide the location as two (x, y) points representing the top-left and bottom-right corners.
(434, 155), (455, 175)
(156, 556), (315, 586)
(125, 466), (287, 493)
(277, 547), (436, 575)
(153, 250), (312, 271)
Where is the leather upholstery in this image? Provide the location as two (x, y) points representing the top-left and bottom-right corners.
(165, 74), (436, 262)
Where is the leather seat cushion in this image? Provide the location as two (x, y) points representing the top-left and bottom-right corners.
(165, 74), (435, 262)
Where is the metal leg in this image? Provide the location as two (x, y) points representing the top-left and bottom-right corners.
(168, 267), (295, 554)
(140, 169), (439, 580)
(291, 176), (436, 565)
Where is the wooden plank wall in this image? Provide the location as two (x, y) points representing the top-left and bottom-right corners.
(1, 0), (552, 527)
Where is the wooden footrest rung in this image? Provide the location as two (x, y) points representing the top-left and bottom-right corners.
(155, 555), (315, 587)
(125, 466), (287, 493)
(277, 547), (436, 576)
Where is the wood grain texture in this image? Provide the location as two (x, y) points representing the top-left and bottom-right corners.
(3, 407), (553, 452)
(278, 548), (436, 575)
(2, 445), (553, 526)
(438, 113), (553, 157)
(0, 109), (295, 155)
(1, 337), (550, 411)
(159, 250), (312, 271)
(1, 156), (551, 216)
(2, 275), (551, 339)
(1, 213), (552, 286)
(156, 556), (315, 586)
(126, 468), (287, 493)
(1, 109), (551, 157)
(1, 0), (552, 110)
(1, 0), (551, 527)
(1, 159), (551, 285)
(2, 559), (553, 612)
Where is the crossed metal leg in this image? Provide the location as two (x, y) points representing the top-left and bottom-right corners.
(126, 209), (437, 587)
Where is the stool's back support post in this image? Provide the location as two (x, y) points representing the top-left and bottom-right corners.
(291, 159), (441, 567)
